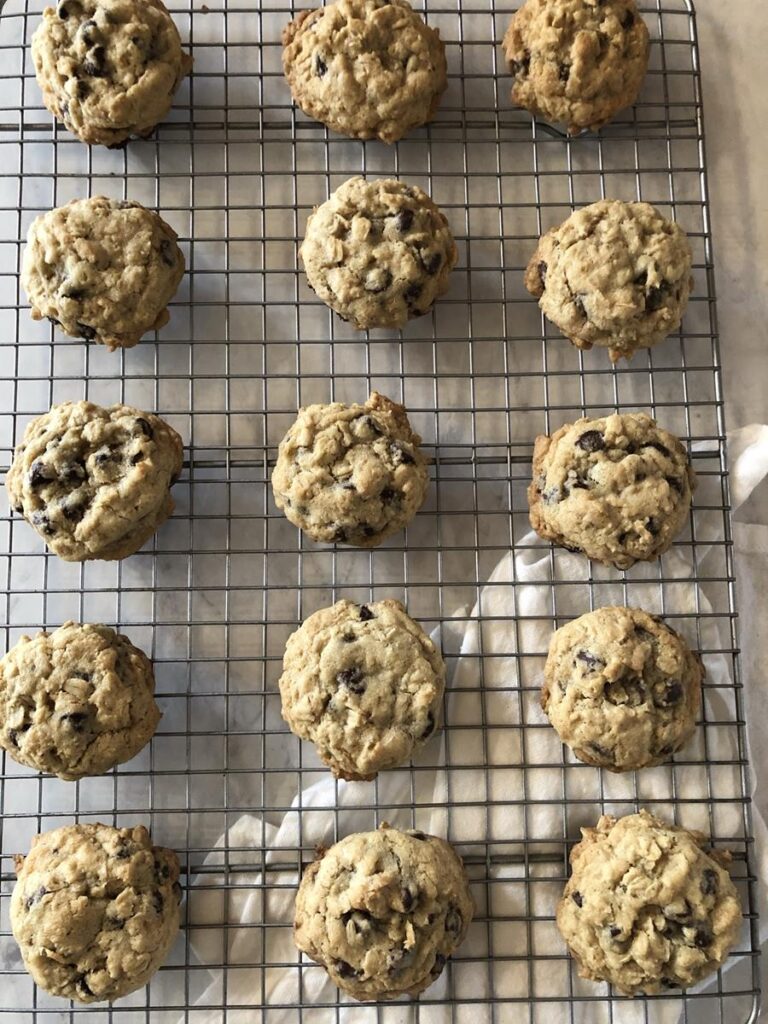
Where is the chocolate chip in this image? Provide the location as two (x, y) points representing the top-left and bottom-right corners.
(420, 711), (436, 740)
(622, 10), (635, 29)
(661, 978), (679, 990)
(588, 741), (614, 762)
(76, 80), (90, 100)
(314, 53), (327, 77)
(510, 52), (530, 76)
(28, 460), (53, 488)
(644, 440), (671, 457)
(134, 417), (154, 439)
(659, 681), (683, 706)
(25, 885), (47, 910)
(380, 487), (397, 503)
(57, 1), (79, 18)
(337, 667), (365, 694)
(401, 887), (415, 911)
(82, 45), (106, 78)
(75, 975), (93, 998)
(60, 711), (88, 731)
(31, 510), (56, 536)
(576, 430), (605, 453)
(94, 446), (114, 465)
(409, 830), (427, 841)
(403, 282), (422, 305)
(333, 526), (347, 543)
(80, 18), (98, 43)
(573, 295), (587, 318)
(159, 238), (177, 267)
(60, 460), (86, 485)
(76, 321), (97, 341)
(62, 286), (85, 301)
(431, 953), (447, 978)
(130, 451), (145, 465)
(605, 676), (646, 707)
(364, 268), (392, 293)
(609, 925), (622, 938)
(342, 909), (372, 934)
(646, 286), (667, 312)
(342, 632), (355, 642)
(390, 443), (415, 466)
(667, 475), (683, 494)
(153, 891), (164, 914)
(445, 907), (462, 936)
(334, 959), (358, 979)
(559, 63), (570, 81)
(359, 605), (374, 621)
(647, 517), (659, 536)
(634, 269), (648, 287)
(576, 650), (606, 671)
(60, 495), (88, 523)
(419, 250), (442, 275)
(694, 928), (712, 948)
(361, 525), (377, 538)
(538, 260), (547, 287)
(572, 891), (583, 907)
(701, 868), (718, 896)
(395, 209), (414, 232)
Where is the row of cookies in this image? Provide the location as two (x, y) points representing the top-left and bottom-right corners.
(33, 0), (650, 146)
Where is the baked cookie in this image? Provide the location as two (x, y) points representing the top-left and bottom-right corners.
(503, 0), (650, 134)
(0, 622), (160, 780)
(528, 412), (695, 569)
(280, 599), (445, 780)
(22, 195), (185, 350)
(32, 0), (192, 148)
(294, 823), (473, 1000)
(6, 400), (183, 562)
(283, 0), (446, 143)
(525, 199), (693, 362)
(300, 176), (457, 330)
(557, 810), (742, 994)
(542, 606), (702, 771)
(11, 823), (181, 1003)
(272, 392), (429, 547)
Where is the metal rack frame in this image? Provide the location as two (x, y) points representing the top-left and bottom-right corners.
(0, 0), (760, 1020)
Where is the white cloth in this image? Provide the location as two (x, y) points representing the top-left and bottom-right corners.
(180, 427), (768, 1023)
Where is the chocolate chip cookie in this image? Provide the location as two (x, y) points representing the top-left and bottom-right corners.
(280, 599), (445, 780)
(294, 823), (473, 1000)
(542, 606), (702, 772)
(22, 195), (185, 350)
(557, 810), (742, 994)
(6, 400), (184, 562)
(32, 0), (192, 148)
(503, 0), (650, 135)
(0, 622), (160, 780)
(300, 176), (457, 330)
(528, 412), (695, 569)
(11, 823), (181, 1003)
(525, 199), (694, 362)
(272, 392), (429, 547)
(283, 0), (446, 143)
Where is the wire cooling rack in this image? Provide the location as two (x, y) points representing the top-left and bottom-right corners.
(0, 0), (761, 1020)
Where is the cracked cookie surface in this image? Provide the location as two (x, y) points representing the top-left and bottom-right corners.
(272, 392), (429, 547)
(542, 606), (702, 772)
(557, 810), (742, 994)
(525, 199), (693, 362)
(528, 412), (695, 569)
(0, 622), (160, 780)
(6, 400), (184, 562)
(22, 196), (185, 350)
(280, 599), (445, 780)
(503, 0), (649, 134)
(294, 823), (473, 1000)
(32, 0), (192, 148)
(11, 822), (181, 1002)
(300, 177), (457, 330)
(283, 0), (446, 142)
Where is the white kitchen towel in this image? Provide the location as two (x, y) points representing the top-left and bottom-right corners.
(180, 426), (768, 1024)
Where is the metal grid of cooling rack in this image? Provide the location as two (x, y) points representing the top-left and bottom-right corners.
(0, 0), (760, 1020)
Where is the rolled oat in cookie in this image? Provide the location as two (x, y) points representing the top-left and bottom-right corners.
(6, 400), (183, 562)
(294, 822), (473, 1000)
(22, 195), (185, 350)
(525, 199), (693, 362)
(11, 823), (181, 1002)
(0, 622), (160, 780)
(300, 176), (457, 330)
(283, 0), (446, 143)
(32, 0), (192, 148)
(279, 598), (445, 779)
(542, 606), (703, 772)
(272, 391), (429, 547)
(503, 0), (650, 135)
(557, 810), (742, 994)
(528, 412), (695, 569)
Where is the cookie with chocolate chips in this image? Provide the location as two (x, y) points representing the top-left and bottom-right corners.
(283, 0), (446, 143)
(503, 0), (650, 135)
(32, 0), (192, 148)
(11, 823), (181, 1002)
(557, 810), (742, 994)
(0, 622), (160, 780)
(272, 392), (429, 547)
(6, 400), (183, 562)
(542, 606), (702, 771)
(528, 412), (695, 569)
(300, 177), (457, 330)
(280, 599), (445, 780)
(294, 823), (473, 1000)
(525, 199), (693, 362)
(22, 195), (185, 350)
